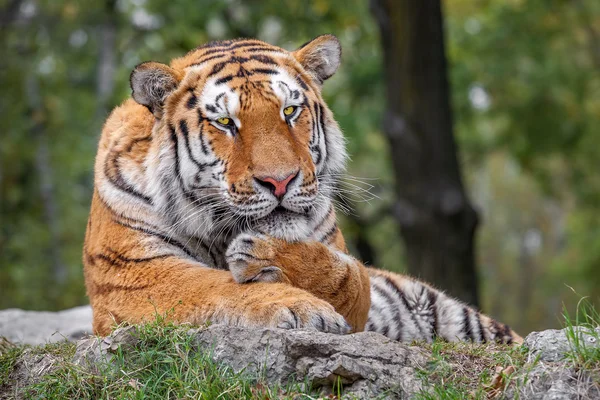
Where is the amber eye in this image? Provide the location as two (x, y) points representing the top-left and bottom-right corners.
(283, 106), (297, 117)
(216, 117), (232, 126)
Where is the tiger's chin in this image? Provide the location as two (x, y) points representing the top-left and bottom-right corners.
(251, 206), (313, 241)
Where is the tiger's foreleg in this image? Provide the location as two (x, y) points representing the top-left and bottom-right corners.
(225, 232), (371, 332)
(86, 257), (352, 337)
(84, 199), (351, 336)
(366, 268), (523, 344)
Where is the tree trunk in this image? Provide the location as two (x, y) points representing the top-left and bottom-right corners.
(370, 0), (480, 306)
(95, 0), (117, 124)
(26, 74), (67, 286)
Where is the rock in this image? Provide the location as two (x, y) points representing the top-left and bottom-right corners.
(0, 306), (92, 345)
(2, 306), (600, 399)
(505, 326), (600, 399)
(525, 326), (600, 362)
(73, 325), (429, 398)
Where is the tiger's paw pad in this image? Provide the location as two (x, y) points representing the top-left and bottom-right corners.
(226, 233), (283, 284)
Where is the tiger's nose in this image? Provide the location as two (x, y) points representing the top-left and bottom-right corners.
(254, 171), (298, 198)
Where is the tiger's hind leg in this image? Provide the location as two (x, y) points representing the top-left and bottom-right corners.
(365, 268), (523, 344)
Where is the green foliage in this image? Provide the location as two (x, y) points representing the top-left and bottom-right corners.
(446, 0), (600, 332)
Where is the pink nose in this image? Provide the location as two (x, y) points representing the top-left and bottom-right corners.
(255, 171), (298, 198)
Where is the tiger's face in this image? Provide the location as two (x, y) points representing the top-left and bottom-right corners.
(131, 36), (346, 242)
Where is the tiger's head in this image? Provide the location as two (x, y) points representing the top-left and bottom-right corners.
(131, 35), (346, 242)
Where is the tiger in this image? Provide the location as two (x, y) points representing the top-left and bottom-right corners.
(83, 34), (523, 344)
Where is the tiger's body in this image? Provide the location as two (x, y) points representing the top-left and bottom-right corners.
(83, 35), (522, 344)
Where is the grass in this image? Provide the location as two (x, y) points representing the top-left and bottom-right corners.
(0, 344), (24, 387)
(2, 301), (599, 399)
(413, 339), (528, 399)
(413, 299), (600, 399)
(15, 319), (325, 400)
(562, 297), (600, 381)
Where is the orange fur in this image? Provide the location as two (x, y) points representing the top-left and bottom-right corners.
(84, 37), (370, 336)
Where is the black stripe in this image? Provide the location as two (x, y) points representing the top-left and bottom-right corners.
(92, 280), (151, 295)
(251, 68), (279, 75)
(463, 308), (475, 341)
(427, 290), (439, 339)
(197, 111), (210, 155)
(244, 47), (285, 53)
(289, 309), (300, 328)
(226, 252), (271, 262)
(114, 219), (196, 259)
(197, 41), (273, 57)
(319, 224), (338, 244)
(382, 277), (427, 340)
(475, 313), (486, 343)
(189, 53), (228, 66)
(209, 62), (227, 76)
(317, 315), (326, 331)
(504, 325), (514, 344)
(215, 75), (234, 85)
(125, 136), (151, 152)
(249, 54), (277, 65)
(207, 54), (278, 79)
(317, 103), (328, 166)
(105, 247), (175, 264)
(170, 124), (202, 205)
(96, 191), (159, 230)
(381, 325), (389, 337)
(179, 119), (218, 172)
(179, 119), (190, 137)
(186, 93), (197, 109)
(372, 280), (404, 340)
(104, 150), (153, 205)
(296, 75), (309, 90)
(312, 102), (322, 146)
(312, 203), (333, 235)
(94, 253), (125, 268)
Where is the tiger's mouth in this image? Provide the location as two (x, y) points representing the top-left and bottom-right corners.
(267, 205), (304, 218)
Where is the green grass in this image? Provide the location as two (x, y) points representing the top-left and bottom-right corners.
(0, 344), (24, 387)
(414, 299), (600, 399)
(413, 339), (527, 399)
(4, 301), (600, 399)
(17, 319), (327, 399)
(563, 298), (600, 373)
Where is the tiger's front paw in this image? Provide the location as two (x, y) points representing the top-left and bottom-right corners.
(265, 296), (351, 334)
(226, 233), (288, 284)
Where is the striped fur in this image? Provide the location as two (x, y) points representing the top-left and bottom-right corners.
(83, 36), (522, 344)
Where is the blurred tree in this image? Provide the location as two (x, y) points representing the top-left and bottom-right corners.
(371, 0), (480, 306)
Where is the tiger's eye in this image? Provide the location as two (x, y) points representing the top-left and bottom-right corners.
(283, 106), (296, 116)
(217, 117), (231, 125)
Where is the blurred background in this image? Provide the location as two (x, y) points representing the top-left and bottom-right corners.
(1, 0), (599, 336)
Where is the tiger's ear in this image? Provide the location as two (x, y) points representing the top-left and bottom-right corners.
(130, 61), (183, 118)
(292, 34), (341, 85)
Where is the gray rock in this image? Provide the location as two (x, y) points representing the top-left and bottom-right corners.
(3, 306), (600, 399)
(506, 326), (600, 399)
(0, 306), (92, 345)
(73, 325), (429, 398)
(525, 326), (600, 363)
